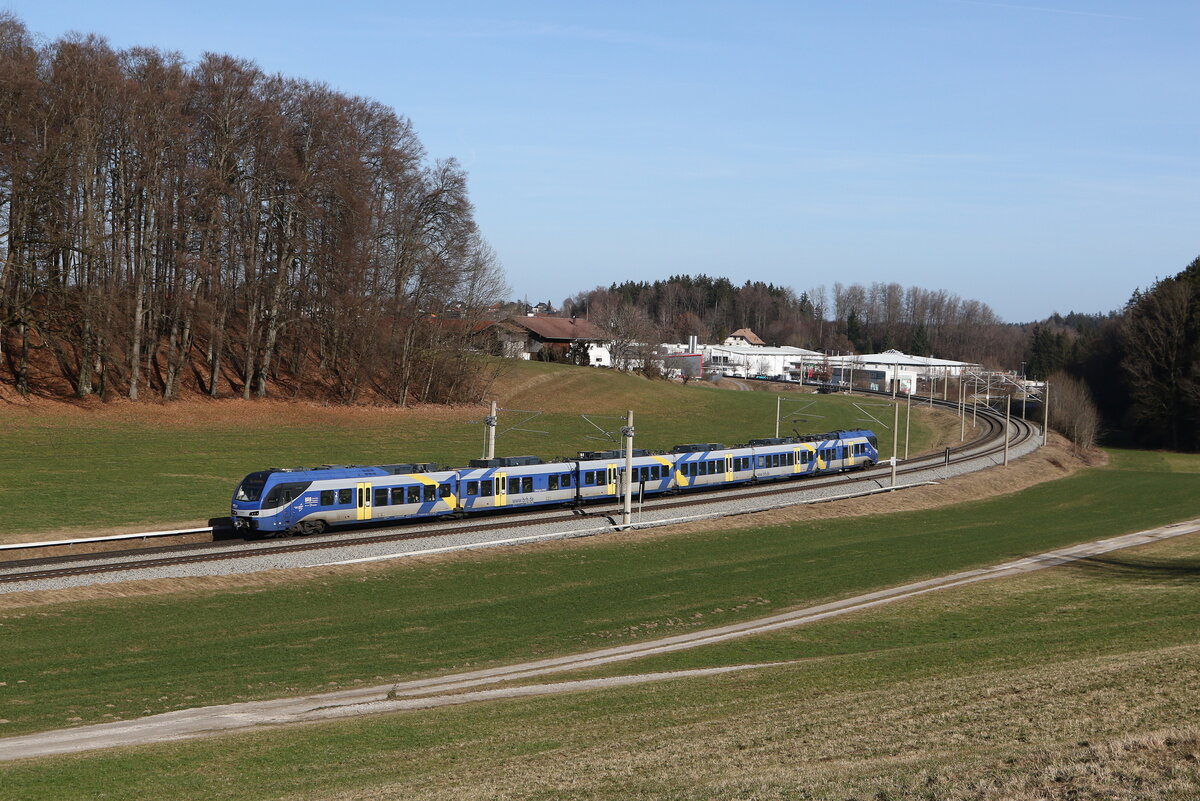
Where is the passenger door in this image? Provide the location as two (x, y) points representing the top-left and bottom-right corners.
(356, 482), (373, 521)
(494, 472), (507, 507)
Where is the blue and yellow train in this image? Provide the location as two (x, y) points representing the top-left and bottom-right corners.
(231, 429), (879, 537)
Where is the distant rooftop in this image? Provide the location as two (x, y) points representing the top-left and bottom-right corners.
(511, 316), (610, 341)
(726, 328), (766, 346)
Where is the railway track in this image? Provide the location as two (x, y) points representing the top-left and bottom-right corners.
(0, 395), (1036, 589)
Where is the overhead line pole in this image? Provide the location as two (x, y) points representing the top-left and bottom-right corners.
(622, 410), (634, 528)
(1004, 394), (1011, 467)
(904, 389), (911, 461)
(1043, 382), (1050, 447)
(484, 400), (498, 460)
(959, 378), (966, 442)
(890, 400), (899, 488)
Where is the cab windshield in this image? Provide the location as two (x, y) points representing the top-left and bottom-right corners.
(235, 472), (271, 502)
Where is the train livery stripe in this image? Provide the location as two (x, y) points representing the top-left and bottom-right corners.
(651, 455), (688, 488)
(410, 473), (458, 510)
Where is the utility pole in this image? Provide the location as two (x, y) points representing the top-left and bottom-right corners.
(622, 410), (634, 527)
(904, 389), (911, 460)
(891, 400), (899, 488)
(775, 395), (781, 439)
(484, 400), (498, 460)
(959, 378), (966, 442)
(1042, 382), (1050, 447)
(1004, 394), (1011, 466)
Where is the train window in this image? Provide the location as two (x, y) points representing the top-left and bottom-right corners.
(375, 488), (389, 507)
(549, 475), (559, 491)
(495, 477), (504, 495)
(338, 488), (352, 504)
(320, 490), (333, 506)
(390, 487), (403, 504)
(407, 486), (420, 504)
(509, 478), (520, 494)
(562, 474), (572, 487)
(424, 485), (436, 502)
(439, 484), (451, 498)
(698, 462), (707, 476)
(481, 480), (492, 496)
(757, 456), (765, 468)
(466, 481), (478, 495)
(522, 476), (533, 493)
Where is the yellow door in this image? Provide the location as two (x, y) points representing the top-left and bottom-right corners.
(356, 482), (373, 521)
(725, 454), (734, 481)
(494, 472), (507, 507)
(793, 447), (803, 473)
(606, 464), (618, 495)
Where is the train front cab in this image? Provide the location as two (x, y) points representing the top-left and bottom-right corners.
(231, 464), (460, 536)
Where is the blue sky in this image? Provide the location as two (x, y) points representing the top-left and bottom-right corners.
(7, 0), (1198, 322)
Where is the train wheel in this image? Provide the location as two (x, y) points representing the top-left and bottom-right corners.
(301, 520), (327, 536)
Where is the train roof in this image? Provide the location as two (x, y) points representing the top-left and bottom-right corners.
(467, 456), (544, 468)
(671, 443), (725, 453)
(253, 462), (444, 480)
(577, 448), (651, 460)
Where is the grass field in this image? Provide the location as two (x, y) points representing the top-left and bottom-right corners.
(0, 362), (939, 539)
(0, 465), (1197, 799)
(0, 449), (1195, 736)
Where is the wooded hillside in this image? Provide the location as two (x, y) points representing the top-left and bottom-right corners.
(564, 276), (1024, 367)
(0, 14), (506, 404)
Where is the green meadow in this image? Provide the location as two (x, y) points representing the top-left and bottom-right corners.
(0, 362), (938, 539)
(0, 451), (1196, 799)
